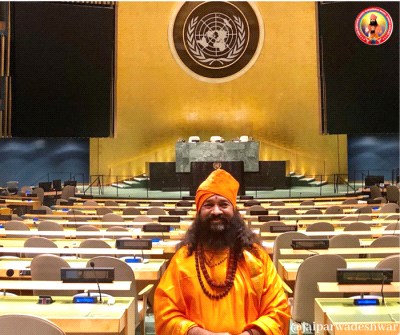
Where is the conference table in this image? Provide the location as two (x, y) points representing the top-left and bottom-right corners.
(317, 282), (400, 293)
(0, 237), (182, 255)
(0, 227), (187, 240)
(245, 212), (396, 222)
(278, 258), (383, 282)
(23, 212), (196, 221)
(54, 200), (380, 212)
(0, 280), (132, 292)
(52, 204), (197, 213)
(0, 295), (136, 335)
(0, 198), (41, 211)
(314, 298), (400, 335)
(280, 247), (400, 256)
(0, 257), (167, 281)
(260, 228), (399, 240)
(74, 195), (367, 204)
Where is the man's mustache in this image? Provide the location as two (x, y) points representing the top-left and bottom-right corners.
(204, 214), (230, 224)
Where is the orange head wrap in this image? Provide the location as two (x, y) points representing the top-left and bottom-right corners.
(195, 169), (239, 211)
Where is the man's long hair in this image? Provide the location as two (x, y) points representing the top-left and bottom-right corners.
(184, 210), (263, 259)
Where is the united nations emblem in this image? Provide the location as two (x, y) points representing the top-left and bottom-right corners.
(213, 162), (222, 170)
(169, 2), (264, 82)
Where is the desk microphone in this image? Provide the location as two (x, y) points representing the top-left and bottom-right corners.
(392, 216), (400, 236)
(290, 242), (320, 257)
(330, 206), (342, 222)
(90, 261), (102, 303)
(71, 208), (78, 231)
(353, 210), (361, 224)
(381, 274), (387, 305)
(330, 207), (342, 229)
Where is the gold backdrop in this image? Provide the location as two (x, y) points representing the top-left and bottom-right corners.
(90, 1), (347, 183)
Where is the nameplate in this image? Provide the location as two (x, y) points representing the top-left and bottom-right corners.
(270, 225), (297, 233)
(337, 268), (393, 284)
(169, 209), (188, 215)
(258, 215), (280, 222)
(115, 239), (152, 250)
(250, 210), (268, 216)
(143, 224), (170, 232)
(61, 267), (114, 283)
(291, 239), (329, 250)
(158, 216), (180, 223)
(30, 210), (47, 214)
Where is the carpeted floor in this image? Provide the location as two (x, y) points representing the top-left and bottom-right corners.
(83, 183), (363, 201)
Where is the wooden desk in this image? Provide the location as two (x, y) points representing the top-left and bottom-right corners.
(260, 228), (399, 239)
(0, 228), (186, 240)
(0, 237), (182, 255)
(0, 258), (167, 281)
(250, 219), (400, 228)
(280, 247), (400, 256)
(0, 247), (164, 257)
(0, 280), (132, 291)
(18, 219), (191, 228)
(314, 298), (400, 335)
(278, 258), (383, 281)
(262, 241), (274, 254)
(245, 212), (394, 221)
(53, 203), (196, 212)
(23, 212), (195, 221)
(2, 198), (40, 210)
(318, 282), (400, 293)
(0, 295), (135, 335)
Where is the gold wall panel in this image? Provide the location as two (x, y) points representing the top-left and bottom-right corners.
(90, 1), (347, 183)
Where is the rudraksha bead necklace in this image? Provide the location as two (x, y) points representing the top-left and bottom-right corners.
(195, 245), (238, 300)
(203, 249), (229, 268)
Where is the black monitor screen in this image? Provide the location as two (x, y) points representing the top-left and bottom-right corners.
(10, 2), (115, 137)
(38, 182), (52, 192)
(318, 2), (399, 134)
(64, 180), (77, 187)
(52, 179), (62, 191)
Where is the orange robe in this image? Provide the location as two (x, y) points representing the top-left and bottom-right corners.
(154, 244), (290, 335)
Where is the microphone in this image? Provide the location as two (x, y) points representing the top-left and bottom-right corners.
(381, 274), (387, 305)
(355, 209), (361, 222)
(330, 206), (342, 221)
(290, 241), (320, 257)
(71, 208), (78, 232)
(392, 216), (399, 236)
(90, 261), (102, 303)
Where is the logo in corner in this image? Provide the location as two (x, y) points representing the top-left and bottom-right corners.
(169, 1), (264, 82)
(355, 7), (393, 45)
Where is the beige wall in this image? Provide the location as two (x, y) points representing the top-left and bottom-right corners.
(90, 1), (347, 183)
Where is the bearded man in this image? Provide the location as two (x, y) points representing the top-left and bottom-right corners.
(365, 13), (382, 40)
(154, 169), (290, 335)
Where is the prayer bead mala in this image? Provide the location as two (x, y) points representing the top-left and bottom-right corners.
(195, 245), (238, 300)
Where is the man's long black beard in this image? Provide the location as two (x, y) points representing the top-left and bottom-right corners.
(184, 211), (261, 257)
(196, 213), (241, 251)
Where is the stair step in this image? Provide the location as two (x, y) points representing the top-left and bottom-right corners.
(304, 177), (315, 182)
(111, 183), (132, 189)
(133, 177), (149, 182)
(123, 180), (139, 186)
(309, 180), (328, 187)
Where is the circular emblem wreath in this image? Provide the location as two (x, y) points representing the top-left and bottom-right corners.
(355, 7), (393, 45)
(169, 1), (264, 83)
